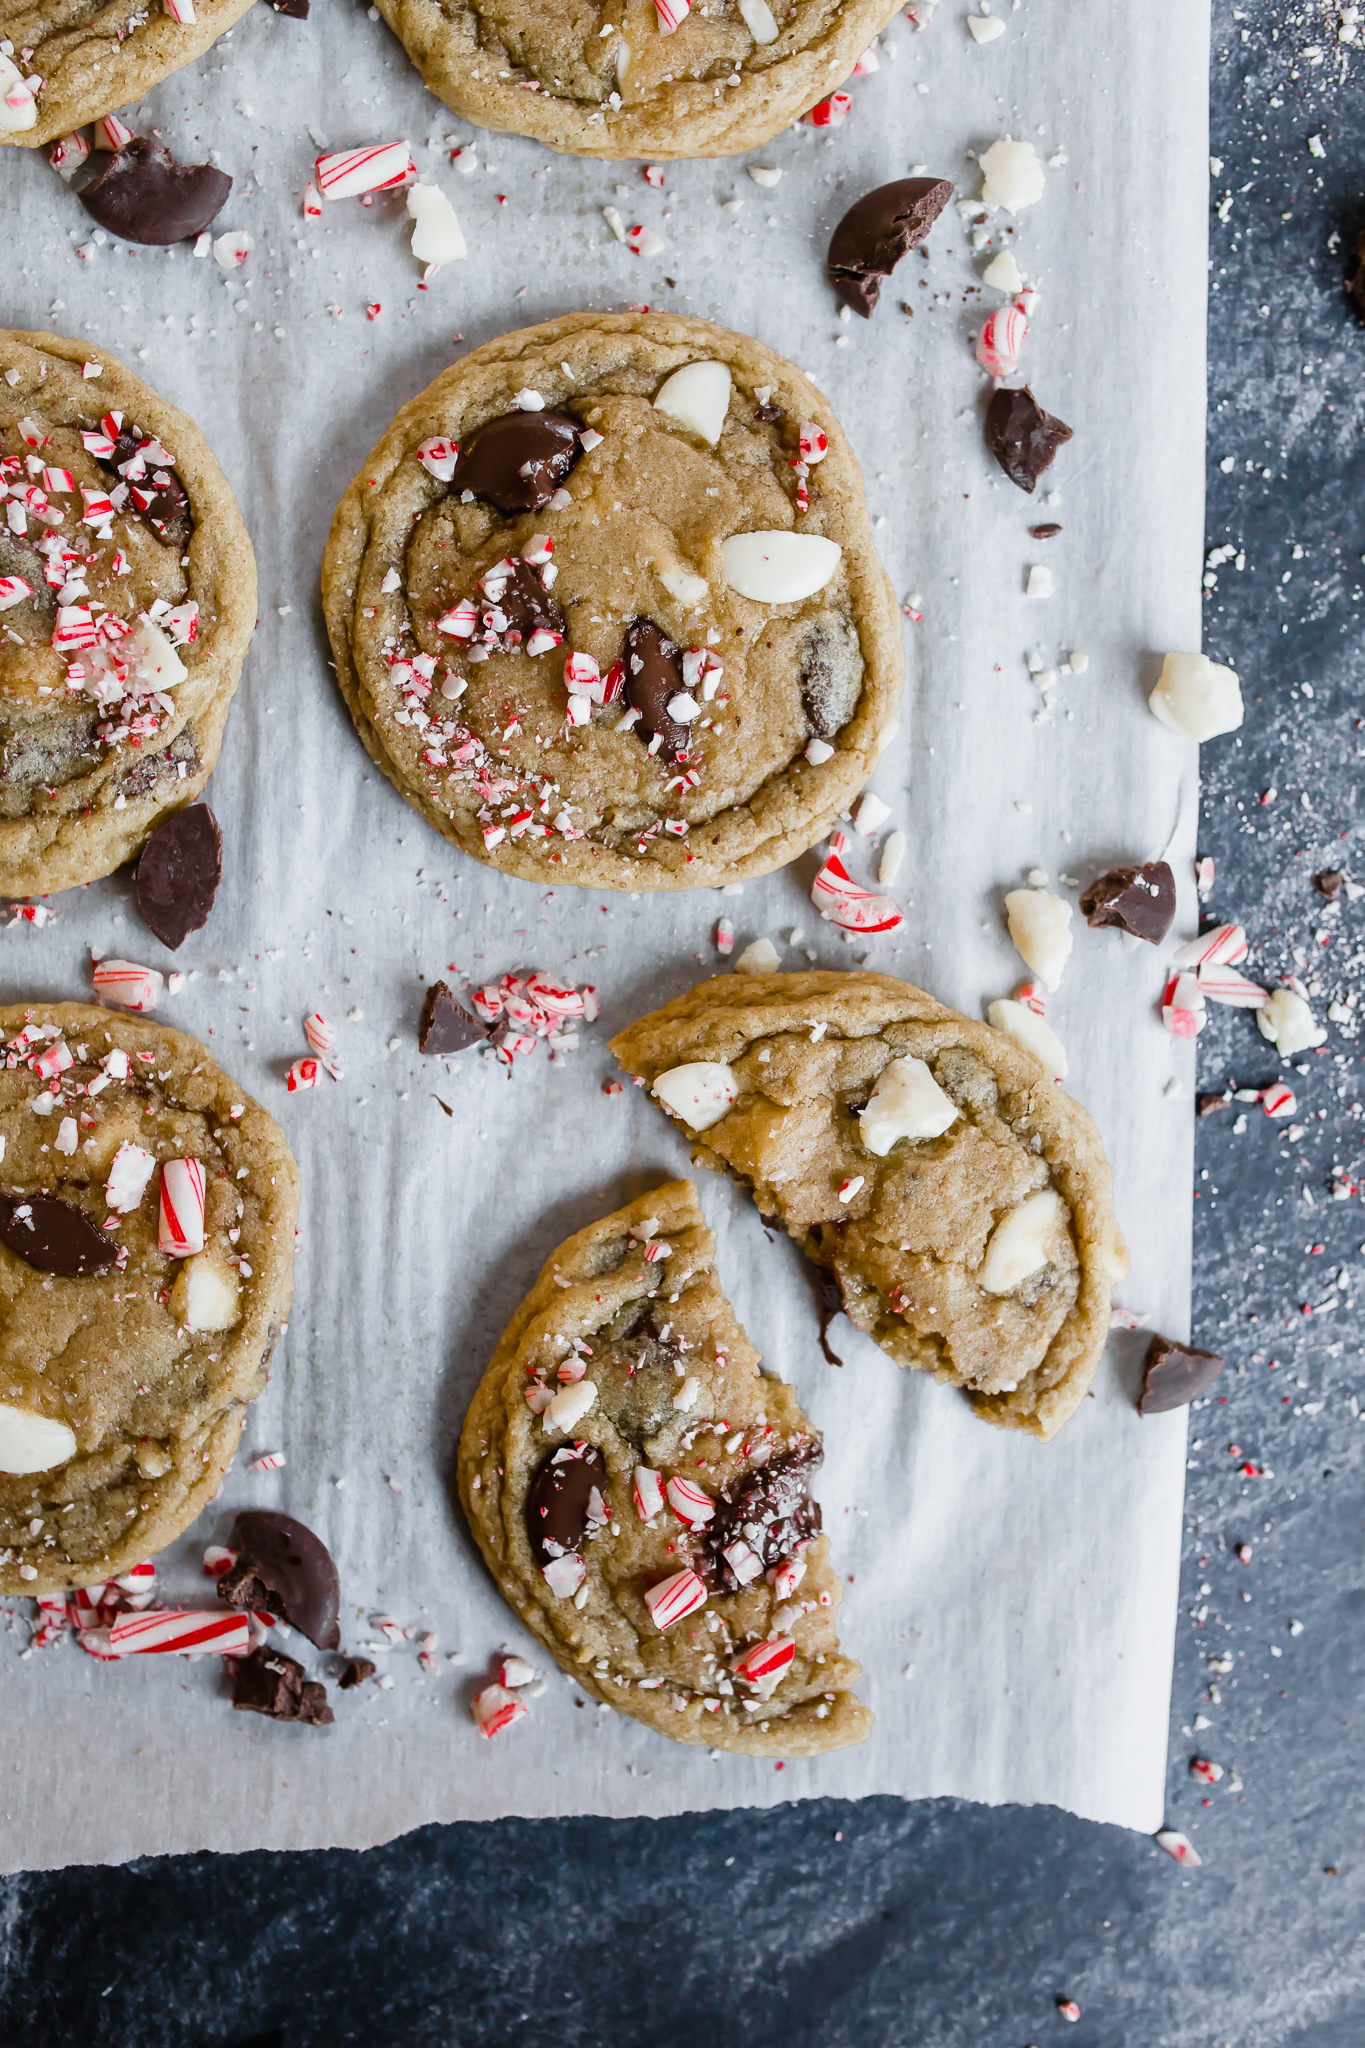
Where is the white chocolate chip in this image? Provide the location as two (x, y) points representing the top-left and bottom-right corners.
(0, 1402), (76, 1475)
(653, 360), (733, 446)
(987, 999), (1068, 1080)
(968, 14), (1007, 41)
(1148, 652), (1244, 742)
(653, 1062), (737, 1130)
(406, 182), (466, 267)
(734, 937), (782, 975)
(170, 1253), (241, 1332)
(979, 137), (1046, 212)
(738, 0), (780, 41)
(979, 1189), (1067, 1294)
(878, 831), (905, 885)
(981, 249), (1024, 293)
(545, 1380), (598, 1432)
(1257, 987), (1327, 1057)
(1004, 887), (1073, 991)
(859, 1057), (959, 1156)
(673, 1376), (701, 1411)
(721, 531), (841, 604)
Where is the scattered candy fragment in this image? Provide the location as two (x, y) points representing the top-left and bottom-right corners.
(315, 143), (413, 200)
(644, 1567), (708, 1629)
(93, 958), (164, 1011)
(1155, 1828), (1202, 1867)
(158, 1158), (206, 1257)
(975, 304), (1029, 379)
(1004, 886), (1072, 991)
(805, 93), (853, 128)
(1257, 987), (1327, 1055)
(407, 182), (466, 271)
(473, 1681), (529, 1736)
(286, 1057), (321, 1092)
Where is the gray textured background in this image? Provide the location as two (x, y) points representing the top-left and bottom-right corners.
(1, 0), (1363, 2041)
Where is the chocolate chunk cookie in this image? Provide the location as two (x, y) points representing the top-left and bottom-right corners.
(458, 1179), (870, 1756)
(0, 333), (255, 899)
(322, 311), (902, 891)
(0, 0), (257, 151)
(374, 0), (903, 161)
(0, 1002), (299, 1594)
(610, 973), (1129, 1441)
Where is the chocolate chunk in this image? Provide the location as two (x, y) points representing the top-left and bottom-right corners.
(219, 1510), (341, 1650)
(984, 386), (1073, 494)
(623, 618), (691, 757)
(79, 138), (232, 247)
(1138, 1334), (1226, 1415)
(418, 980), (486, 1056)
(828, 176), (955, 318)
(452, 410), (581, 513)
(809, 1263), (845, 1367)
(269, 0), (309, 13)
(1078, 860), (1176, 945)
(801, 611), (863, 740)
(337, 1656), (376, 1690)
(755, 402), (786, 424)
(1313, 869), (1344, 900)
(116, 726), (199, 800)
(0, 1195), (115, 1276)
(1350, 231), (1365, 321)
(486, 557), (565, 644)
(1030, 522), (1063, 539)
(525, 1444), (607, 1569)
(1196, 1091), (1231, 1117)
(96, 421), (193, 549)
(134, 803), (222, 951)
(704, 1441), (823, 1592)
(231, 1645), (334, 1724)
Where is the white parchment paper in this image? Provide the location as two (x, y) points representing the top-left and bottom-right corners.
(0, 0), (1209, 1872)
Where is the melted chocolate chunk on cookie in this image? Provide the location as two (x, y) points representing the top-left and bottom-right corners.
(135, 803), (222, 952)
(1138, 1334), (1226, 1415)
(116, 727), (201, 802)
(624, 619), (691, 758)
(592, 1309), (685, 1445)
(0, 1195), (115, 1276)
(828, 176), (955, 318)
(705, 1441), (824, 1592)
(231, 1645), (334, 1724)
(79, 138), (232, 249)
(525, 1444), (608, 1568)
(1078, 860), (1176, 945)
(984, 387), (1073, 494)
(452, 411), (581, 514)
(801, 611), (864, 740)
(418, 980), (486, 1056)
(488, 557), (565, 644)
(755, 402), (787, 424)
(809, 1264), (846, 1367)
(218, 1510), (341, 1650)
(93, 421), (192, 550)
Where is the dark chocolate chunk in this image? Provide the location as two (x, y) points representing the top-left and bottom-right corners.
(418, 980), (486, 1056)
(801, 611), (863, 740)
(134, 803), (221, 951)
(231, 1645), (334, 1724)
(1138, 1334), (1226, 1415)
(1196, 1091), (1231, 1117)
(116, 726), (200, 800)
(755, 402), (786, 424)
(269, 0), (309, 13)
(525, 1444), (608, 1569)
(1030, 522), (1063, 539)
(828, 177), (955, 318)
(484, 556), (565, 644)
(1078, 860), (1176, 945)
(337, 1656), (376, 1690)
(623, 618), (691, 757)
(1349, 231), (1365, 321)
(96, 421), (192, 549)
(79, 138), (232, 248)
(452, 410), (581, 513)
(704, 1440), (823, 1592)
(1313, 869), (1344, 900)
(0, 1195), (115, 1276)
(219, 1510), (341, 1650)
(984, 386), (1073, 494)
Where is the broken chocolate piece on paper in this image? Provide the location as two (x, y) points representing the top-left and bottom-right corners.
(218, 1510), (341, 1650)
(985, 387), (1073, 494)
(827, 177), (955, 318)
(269, 0), (310, 13)
(79, 139), (232, 247)
(1312, 869), (1344, 900)
(337, 1656), (376, 1690)
(1196, 1091), (1231, 1117)
(1079, 860), (1176, 945)
(525, 1444), (608, 1569)
(135, 804), (222, 951)
(0, 1195), (115, 1276)
(1138, 1334), (1226, 1415)
(451, 411), (581, 513)
(231, 1645), (334, 1724)
(418, 980), (486, 1056)
(1030, 522), (1063, 539)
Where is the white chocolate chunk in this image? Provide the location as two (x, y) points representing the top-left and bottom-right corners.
(982, 250), (1024, 293)
(968, 14), (1006, 41)
(859, 1056), (959, 1156)
(979, 137), (1046, 212)
(653, 1061), (737, 1130)
(545, 1380), (598, 1432)
(658, 565), (708, 607)
(1148, 652), (1244, 742)
(653, 360), (732, 446)
(722, 531), (841, 604)
(0, 1402), (76, 1475)
(979, 1189), (1067, 1295)
(1004, 887), (1073, 991)
(987, 998), (1068, 1080)
(407, 182), (467, 266)
(879, 831), (906, 885)
(0, 57), (38, 133)
(170, 1253), (240, 1333)
(734, 937), (781, 975)
(1257, 987), (1327, 1056)
(738, 0), (780, 42)
(125, 616), (187, 693)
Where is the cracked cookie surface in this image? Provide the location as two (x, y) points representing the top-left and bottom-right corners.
(610, 973), (1129, 1440)
(322, 311), (901, 892)
(458, 1178), (870, 1755)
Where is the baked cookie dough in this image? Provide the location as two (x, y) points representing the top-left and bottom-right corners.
(459, 1179), (870, 1755)
(0, 332), (255, 899)
(610, 973), (1129, 1440)
(323, 311), (902, 892)
(375, 0), (903, 161)
(0, 0), (256, 152)
(0, 1002), (299, 1594)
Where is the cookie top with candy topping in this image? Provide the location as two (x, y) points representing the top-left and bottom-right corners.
(0, 1003), (299, 1595)
(0, 332), (255, 899)
(322, 311), (902, 892)
(611, 972), (1130, 1441)
(458, 1178), (870, 1757)
(374, 0), (901, 160)
(0, 0), (257, 150)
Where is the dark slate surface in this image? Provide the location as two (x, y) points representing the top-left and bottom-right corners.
(3, 5), (1363, 2042)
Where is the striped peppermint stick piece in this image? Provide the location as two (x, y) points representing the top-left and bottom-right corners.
(732, 1635), (795, 1687)
(92, 958), (164, 1011)
(286, 1057), (321, 1092)
(163, 0), (197, 22)
(643, 1567), (707, 1630)
(49, 130), (91, 179)
(158, 1157), (206, 1256)
(472, 1682), (529, 1737)
(248, 1450), (287, 1472)
(632, 1465), (666, 1521)
(723, 1538), (764, 1586)
(112, 1560), (156, 1593)
(0, 576), (32, 610)
(1171, 923), (1248, 968)
(315, 142), (413, 201)
(653, 0), (690, 27)
(102, 1609), (251, 1655)
(975, 303), (1028, 378)
(1198, 961), (1268, 1008)
(1262, 1081), (1296, 1119)
(665, 1475), (714, 1526)
(303, 1011), (337, 1058)
(1155, 1829), (1202, 1868)
(811, 846), (905, 934)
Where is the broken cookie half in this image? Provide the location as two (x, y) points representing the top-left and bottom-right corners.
(458, 1179), (869, 1757)
(610, 972), (1128, 1441)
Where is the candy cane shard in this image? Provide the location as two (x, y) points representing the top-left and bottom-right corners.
(1171, 923), (1248, 969)
(732, 1635), (796, 1688)
(811, 836), (905, 934)
(83, 1609), (251, 1656)
(92, 958), (164, 1011)
(158, 1157), (206, 1257)
(975, 302), (1028, 378)
(315, 143), (414, 201)
(644, 1567), (708, 1629)
(472, 1681), (529, 1736)
(1197, 962), (1267, 1008)
(105, 1139), (156, 1214)
(665, 1474), (714, 1525)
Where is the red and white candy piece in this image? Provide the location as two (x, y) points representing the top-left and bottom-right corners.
(798, 422), (828, 465)
(1262, 1081), (1296, 1119)
(33, 1038), (72, 1080)
(202, 1544), (238, 1579)
(1161, 971), (1207, 1039)
(87, 1609), (251, 1656)
(722, 1541), (764, 1586)
(625, 225), (665, 259)
(105, 1140), (156, 1214)
(112, 1560), (156, 1594)
(500, 1654), (535, 1688)
(93, 958), (163, 1011)
(1189, 1756), (1224, 1785)
(248, 1450), (287, 1473)
(472, 1682), (529, 1737)
(417, 436), (459, 482)
(158, 1157), (206, 1257)
(164, 0), (197, 24)
(732, 1635), (795, 1687)
(1197, 962), (1267, 1008)
(633, 1465), (667, 1521)
(287, 1057), (321, 1092)
(1154, 1828), (1203, 1868)
(665, 1474), (714, 1526)
(811, 835), (905, 934)
(524, 973), (585, 1018)
(0, 576), (31, 611)
(653, 0), (689, 29)
(315, 142), (414, 201)
(771, 1554), (806, 1599)
(1172, 923), (1247, 969)
(975, 303), (1028, 378)
(805, 92), (853, 127)
(49, 131), (91, 179)
(643, 1567), (708, 1630)
(303, 1011), (338, 1057)
(302, 181), (322, 219)
(542, 1554), (585, 1599)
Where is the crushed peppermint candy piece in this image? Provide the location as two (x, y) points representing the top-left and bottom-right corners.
(248, 1450), (287, 1473)
(732, 1635), (795, 1688)
(805, 93), (853, 127)
(315, 142), (413, 200)
(1155, 1828), (1202, 1867)
(158, 1157), (205, 1257)
(644, 1567), (708, 1630)
(92, 958), (164, 1011)
(811, 833), (905, 934)
(975, 302), (1029, 378)
(665, 1474), (714, 1526)
(653, 0), (690, 28)
(1171, 922), (1247, 969)
(105, 1140), (156, 1214)
(625, 224), (665, 258)
(472, 1681), (529, 1736)
(633, 1465), (667, 1520)
(286, 1057), (322, 1092)
(203, 1544), (238, 1578)
(1262, 1080), (1296, 1119)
